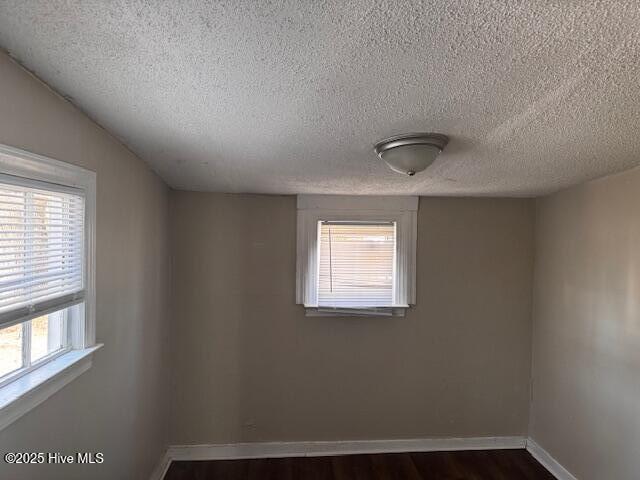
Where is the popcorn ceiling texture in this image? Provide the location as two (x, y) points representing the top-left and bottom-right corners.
(0, 1), (639, 196)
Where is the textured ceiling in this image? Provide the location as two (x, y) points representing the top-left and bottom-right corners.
(1, 1), (640, 196)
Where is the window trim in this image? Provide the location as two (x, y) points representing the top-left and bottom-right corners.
(0, 143), (98, 430)
(0, 307), (72, 389)
(0, 345), (101, 432)
(296, 195), (418, 316)
(0, 344), (72, 390)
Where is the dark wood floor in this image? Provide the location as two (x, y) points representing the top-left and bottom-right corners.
(164, 449), (556, 480)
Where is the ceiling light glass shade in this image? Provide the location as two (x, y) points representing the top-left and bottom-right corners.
(374, 133), (448, 176)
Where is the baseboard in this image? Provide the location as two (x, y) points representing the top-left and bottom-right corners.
(526, 438), (578, 480)
(166, 435), (525, 462)
(148, 437), (582, 480)
(148, 450), (172, 480)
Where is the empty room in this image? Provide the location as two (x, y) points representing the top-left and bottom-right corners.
(0, 2), (638, 479)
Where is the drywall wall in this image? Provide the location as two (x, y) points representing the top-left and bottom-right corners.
(0, 51), (171, 479)
(169, 192), (534, 444)
(530, 166), (640, 480)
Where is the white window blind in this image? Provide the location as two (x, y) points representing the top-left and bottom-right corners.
(317, 221), (395, 308)
(0, 177), (84, 327)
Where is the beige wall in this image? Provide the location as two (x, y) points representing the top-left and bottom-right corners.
(169, 192), (535, 444)
(0, 52), (171, 479)
(530, 166), (640, 480)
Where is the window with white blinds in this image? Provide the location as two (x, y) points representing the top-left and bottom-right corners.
(296, 195), (417, 316)
(0, 178), (85, 327)
(318, 221), (395, 307)
(0, 145), (96, 429)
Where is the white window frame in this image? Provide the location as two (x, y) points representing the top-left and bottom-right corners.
(0, 143), (100, 431)
(0, 308), (71, 390)
(296, 195), (418, 316)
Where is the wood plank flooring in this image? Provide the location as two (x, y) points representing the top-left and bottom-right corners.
(164, 449), (556, 479)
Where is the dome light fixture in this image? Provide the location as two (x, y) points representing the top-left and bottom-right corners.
(374, 132), (449, 176)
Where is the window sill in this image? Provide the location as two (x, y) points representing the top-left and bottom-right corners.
(0, 344), (102, 431)
(304, 306), (408, 317)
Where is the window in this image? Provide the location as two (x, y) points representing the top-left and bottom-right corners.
(0, 308), (71, 387)
(0, 178), (83, 386)
(318, 222), (395, 307)
(0, 144), (97, 431)
(296, 195), (417, 316)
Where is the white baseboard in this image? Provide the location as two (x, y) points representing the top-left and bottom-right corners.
(166, 435), (523, 461)
(149, 436), (586, 480)
(526, 438), (578, 480)
(150, 436), (526, 479)
(148, 451), (172, 480)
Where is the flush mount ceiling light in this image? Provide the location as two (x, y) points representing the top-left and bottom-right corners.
(374, 133), (449, 176)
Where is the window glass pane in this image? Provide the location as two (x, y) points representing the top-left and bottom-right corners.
(31, 310), (65, 363)
(318, 222), (395, 307)
(0, 322), (23, 378)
